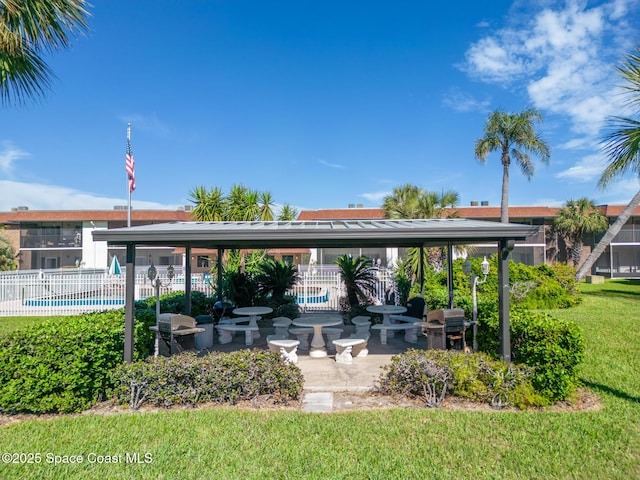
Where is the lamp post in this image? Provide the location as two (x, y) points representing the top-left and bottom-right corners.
(148, 263), (175, 356)
(463, 256), (490, 352)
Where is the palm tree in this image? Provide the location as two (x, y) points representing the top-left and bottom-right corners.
(256, 259), (299, 304)
(258, 191), (275, 221)
(0, 0), (90, 106)
(189, 186), (225, 221)
(382, 184), (422, 218)
(554, 198), (608, 268)
(475, 109), (550, 223)
(576, 46), (640, 281)
(278, 204), (298, 221)
(382, 184), (460, 274)
(383, 184), (459, 220)
(335, 255), (378, 308)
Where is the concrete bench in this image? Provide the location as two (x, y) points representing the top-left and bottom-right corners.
(322, 327), (344, 351)
(266, 336), (300, 364)
(371, 323), (418, 345)
(351, 316), (372, 335)
(272, 316), (292, 338)
(333, 337), (367, 364)
(348, 333), (370, 357)
(289, 327), (313, 350)
(215, 324), (259, 346)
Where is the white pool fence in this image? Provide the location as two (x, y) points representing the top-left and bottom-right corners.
(0, 268), (394, 317)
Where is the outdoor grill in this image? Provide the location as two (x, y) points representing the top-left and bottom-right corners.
(425, 308), (467, 350)
(152, 313), (204, 355)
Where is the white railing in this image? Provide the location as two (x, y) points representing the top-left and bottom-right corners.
(288, 268), (393, 312)
(0, 267), (394, 317)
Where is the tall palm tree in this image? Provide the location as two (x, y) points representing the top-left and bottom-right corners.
(553, 198), (608, 268)
(0, 0), (90, 106)
(475, 109), (550, 223)
(576, 46), (640, 281)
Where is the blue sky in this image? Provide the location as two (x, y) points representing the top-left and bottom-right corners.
(1, 0), (639, 214)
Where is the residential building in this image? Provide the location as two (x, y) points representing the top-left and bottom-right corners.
(298, 203), (640, 278)
(1, 202), (638, 278)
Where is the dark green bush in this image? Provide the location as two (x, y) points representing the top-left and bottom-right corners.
(138, 290), (217, 317)
(0, 310), (147, 414)
(273, 301), (300, 319)
(110, 350), (304, 409)
(476, 309), (585, 402)
(377, 349), (544, 409)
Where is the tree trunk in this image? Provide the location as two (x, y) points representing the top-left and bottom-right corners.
(501, 161), (510, 223)
(575, 189), (640, 281)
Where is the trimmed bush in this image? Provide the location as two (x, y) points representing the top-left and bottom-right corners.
(477, 309), (585, 402)
(0, 310), (148, 414)
(110, 350), (304, 409)
(377, 349), (544, 409)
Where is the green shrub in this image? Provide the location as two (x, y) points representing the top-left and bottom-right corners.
(138, 290), (217, 317)
(477, 309), (585, 402)
(420, 258), (579, 311)
(377, 349), (544, 408)
(0, 310), (148, 414)
(110, 350), (304, 409)
(377, 349), (452, 407)
(273, 301), (300, 319)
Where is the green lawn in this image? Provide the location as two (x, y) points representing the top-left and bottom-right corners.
(0, 315), (50, 335)
(1, 280), (639, 479)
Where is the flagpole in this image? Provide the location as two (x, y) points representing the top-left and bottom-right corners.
(127, 123), (131, 228)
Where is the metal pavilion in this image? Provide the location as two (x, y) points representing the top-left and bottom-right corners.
(93, 218), (538, 362)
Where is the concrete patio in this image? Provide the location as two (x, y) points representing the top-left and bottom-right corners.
(203, 322), (431, 392)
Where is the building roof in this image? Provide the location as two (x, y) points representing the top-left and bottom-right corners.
(0, 209), (193, 223)
(298, 204), (640, 221)
(93, 219), (539, 249)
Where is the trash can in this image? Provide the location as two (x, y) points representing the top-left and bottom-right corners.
(194, 314), (215, 350)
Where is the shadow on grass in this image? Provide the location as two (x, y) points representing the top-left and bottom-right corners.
(581, 379), (640, 403)
(582, 289), (640, 300)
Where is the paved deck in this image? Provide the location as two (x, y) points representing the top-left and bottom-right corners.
(204, 322), (431, 392)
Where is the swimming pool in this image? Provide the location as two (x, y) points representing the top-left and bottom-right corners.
(295, 290), (330, 304)
(24, 298), (125, 307)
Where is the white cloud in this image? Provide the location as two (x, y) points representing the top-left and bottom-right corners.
(442, 87), (491, 113)
(463, 0), (630, 135)
(0, 142), (30, 175)
(555, 152), (607, 182)
(463, 35), (529, 84)
(318, 159), (345, 169)
(359, 190), (390, 204)
(596, 176), (640, 204)
(0, 180), (178, 211)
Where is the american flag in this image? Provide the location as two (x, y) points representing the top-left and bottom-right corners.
(126, 135), (135, 192)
